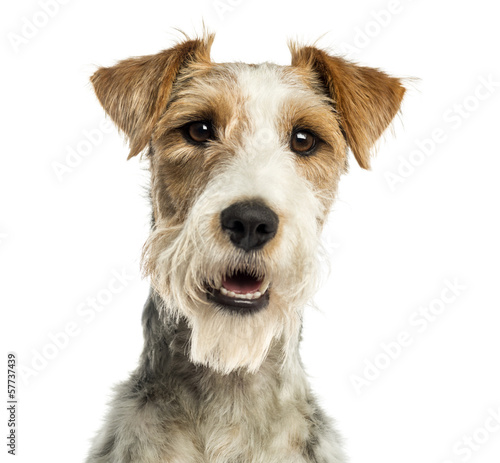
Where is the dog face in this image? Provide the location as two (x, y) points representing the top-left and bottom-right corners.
(91, 35), (404, 374)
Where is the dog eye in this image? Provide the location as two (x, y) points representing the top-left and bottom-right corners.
(183, 121), (214, 144)
(290, 130), (317, 155)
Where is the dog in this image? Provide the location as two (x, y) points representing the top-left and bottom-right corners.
(86, 34), (405, 463)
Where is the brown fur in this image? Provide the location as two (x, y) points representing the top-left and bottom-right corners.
(149, 62), (246, 224)
(91, 35), (214, 159)
(275, 77), (346, 216)
(290, 44), (406, 169)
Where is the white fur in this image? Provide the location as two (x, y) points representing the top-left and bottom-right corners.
(147, 64), (325, 374)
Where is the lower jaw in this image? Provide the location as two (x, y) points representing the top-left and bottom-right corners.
(206, 288), (270, 315)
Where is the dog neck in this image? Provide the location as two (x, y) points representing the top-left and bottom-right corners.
(136, 290), (309, 407)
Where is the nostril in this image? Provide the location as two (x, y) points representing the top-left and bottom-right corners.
(226, 220), (245, 234)
(256, 223), (272, 235)
(222, 220), (246, 236)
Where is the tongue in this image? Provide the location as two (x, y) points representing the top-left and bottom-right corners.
(222, 272), (263, 294)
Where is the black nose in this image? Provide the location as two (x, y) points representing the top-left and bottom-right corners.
(220, 201), (279, 252)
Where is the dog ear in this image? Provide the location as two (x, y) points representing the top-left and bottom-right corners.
(290, 45), (405, 169)
(91, 35), (214, 159)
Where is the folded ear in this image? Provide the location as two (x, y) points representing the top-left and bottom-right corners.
(91, 35), (214, 159)
(290, 45), (405, 169)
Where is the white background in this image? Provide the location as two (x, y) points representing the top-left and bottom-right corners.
(1, 0), (500, 462)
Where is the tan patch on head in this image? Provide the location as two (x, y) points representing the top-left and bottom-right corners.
(153, 63), (245, 143)
(290, 43), (405, 169)
(277, 67), (348, 214)
(91, 35), (214, 159)
(150, 63), (250, 224)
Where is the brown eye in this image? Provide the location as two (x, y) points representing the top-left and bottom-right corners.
(184, 121), (214, 144)
(291, 130), (317, 155)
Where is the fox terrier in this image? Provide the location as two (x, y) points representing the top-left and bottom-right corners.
(86, 34), (405, 463)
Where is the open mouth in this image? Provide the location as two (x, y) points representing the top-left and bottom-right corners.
(206, 271), (270, 314)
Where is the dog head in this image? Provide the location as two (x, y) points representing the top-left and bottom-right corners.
(91, 34), (405, 374)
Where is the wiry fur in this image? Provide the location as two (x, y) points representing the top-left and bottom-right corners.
(87, 293), (345, 463)
(86, 34), (405, 462)
(289, 43), (406, 169)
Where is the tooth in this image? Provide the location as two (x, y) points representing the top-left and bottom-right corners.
(259, 279), (270, 294)
(217, 289), (265, 300)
